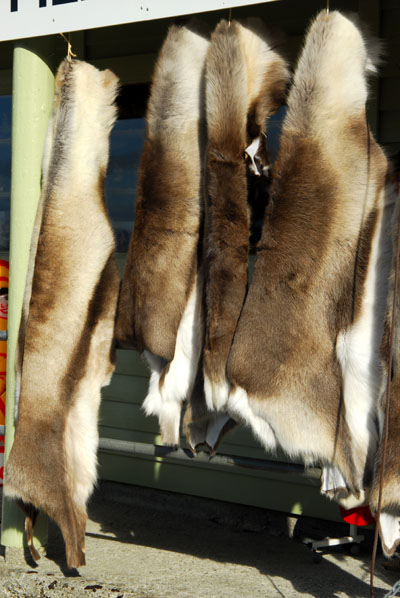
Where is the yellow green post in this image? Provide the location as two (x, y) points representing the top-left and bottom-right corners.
(1, 37), (55, 552)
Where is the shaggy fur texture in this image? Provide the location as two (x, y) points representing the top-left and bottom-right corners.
(369, 178), (400, 556)
(203, 18), (289, 410)
(226, 11), (389, 505)
(115, 23), (209, 446)
(5, 59), (120, 569)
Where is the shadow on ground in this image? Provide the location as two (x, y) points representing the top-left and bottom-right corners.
(39, 481), (398, 598)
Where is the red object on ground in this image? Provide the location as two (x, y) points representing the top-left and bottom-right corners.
(339, 505), (375, 526)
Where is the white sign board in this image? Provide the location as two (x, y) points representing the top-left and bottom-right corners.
(0, 0), (277, 42)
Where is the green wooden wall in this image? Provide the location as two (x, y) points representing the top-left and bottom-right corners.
(100, 351), (342, 520)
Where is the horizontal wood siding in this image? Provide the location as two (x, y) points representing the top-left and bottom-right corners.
(99, 347), (342, 521)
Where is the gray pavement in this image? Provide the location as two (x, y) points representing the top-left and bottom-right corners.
(0, 481), (399, 598)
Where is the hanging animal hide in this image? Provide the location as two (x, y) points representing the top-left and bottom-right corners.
(115, 23), (209, 446)
(4, 59), (120, 569)
(369, 172), (400, 557)
(202, 19), (289, 412)
(225, 10), (390, 507)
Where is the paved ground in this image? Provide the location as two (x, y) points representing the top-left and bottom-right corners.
(0, 481), (399, 598)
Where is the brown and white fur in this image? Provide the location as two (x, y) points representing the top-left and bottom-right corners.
(5, 59), (120, 569)
(369, 172), (400, 556)
(203, 18), (289, 412)
(115, 23), (209, 446)
(225, 11), (389, 507)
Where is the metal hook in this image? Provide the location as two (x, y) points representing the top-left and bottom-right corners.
(228, 7), (232, 26)
(326, 0), (330, 13)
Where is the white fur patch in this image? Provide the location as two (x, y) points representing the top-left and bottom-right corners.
(379, 513), (400, 556)
(227, 386), (277, 452)
(204, 375), (230, 412)
(142, 275), (203, 445)
(64, 315), (115, 508)
(142, 358), (182, 446)
(161, 276), (203, 403)
(245, 136), (262, 176)
(336, 191), (393, 477)
(64, 380), (101, 507)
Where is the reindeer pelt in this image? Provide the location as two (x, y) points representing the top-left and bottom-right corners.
(4, 59), (120, 569)
(115, 22), (209, 446)
(369, 179), (400, 557)
(226, 10), (390, 505)
(202, 18), (289, 412)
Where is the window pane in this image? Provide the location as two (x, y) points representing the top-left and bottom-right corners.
(0, 96), (11, 251)
(106, 118), (145, 253)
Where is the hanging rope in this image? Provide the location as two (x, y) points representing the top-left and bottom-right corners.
(370, 187), (400, 598)
(59, 32), (77, 61)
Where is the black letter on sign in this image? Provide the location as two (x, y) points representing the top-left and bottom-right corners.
(39, 0), (47, 6)
(10, 0), (18, 12)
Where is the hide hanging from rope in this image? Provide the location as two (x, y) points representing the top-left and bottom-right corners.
(4, 59), (120, 569)
(202, 17), (289, 414)
(115, 22), (209, 446)
(225, 10), (391, 508)
(184, 18), (289, 453)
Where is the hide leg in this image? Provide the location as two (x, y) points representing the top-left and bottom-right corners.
(184, 362), (237, 452)
(143, 353), (182, 446)
(57, 504), (87, 569)
(16, 499), (41, 562)
(321, 464), (367, 509)
(378, 513), (400, 557)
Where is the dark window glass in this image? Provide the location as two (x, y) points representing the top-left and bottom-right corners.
(0, 96), (11, 251)
(105, 84), (148, 252)
(106, 118), (145, 252)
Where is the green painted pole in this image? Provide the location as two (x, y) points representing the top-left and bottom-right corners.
(1, 37), (55, 551)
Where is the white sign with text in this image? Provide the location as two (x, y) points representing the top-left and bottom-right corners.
(0, 0), (274, 42)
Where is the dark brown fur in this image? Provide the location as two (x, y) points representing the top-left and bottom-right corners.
(116, 137), (202, 358)
(203, 19), (289, 394)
